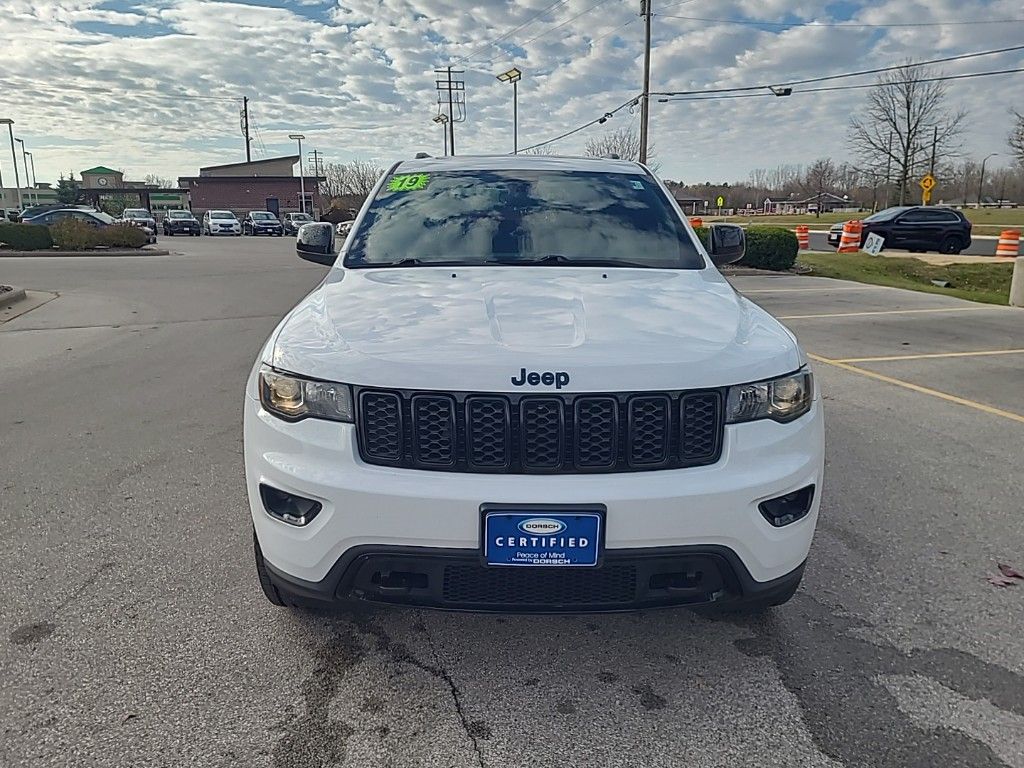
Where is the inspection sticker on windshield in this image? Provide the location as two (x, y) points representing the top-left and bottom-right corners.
(631, 180), (644, 189)
(386, 173), (430, 192)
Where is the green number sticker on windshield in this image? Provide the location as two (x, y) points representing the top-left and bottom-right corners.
(386, 173), (430, 192)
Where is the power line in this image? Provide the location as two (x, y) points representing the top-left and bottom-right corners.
(511, 0), (618, 53)
(518, 95), (640, 153)
(452, 0), (571, 64)
(657, 66), (1024, 101)
(654, 42), (1024, 95)
(659, 14), (1024, 28)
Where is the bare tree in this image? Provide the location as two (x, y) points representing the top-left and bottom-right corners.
(584, 127), (658, 171)
(848, 62), (965, 205)
(801, 158), (840, 218)
(585, 127), (640, 161)
(1010, 111), (1024, 166)
(322, 160), (384, 198)
(144, 173), (175, 188)
(521, 145), (555, 156)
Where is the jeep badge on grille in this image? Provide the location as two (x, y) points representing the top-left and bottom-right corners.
(511, 368), (570, 389)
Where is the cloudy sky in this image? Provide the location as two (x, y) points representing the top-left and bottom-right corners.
(1, 0), (1022, 187)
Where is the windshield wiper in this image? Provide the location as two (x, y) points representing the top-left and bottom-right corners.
(496, 254), (657, 268)
(373, 257), (473, 268)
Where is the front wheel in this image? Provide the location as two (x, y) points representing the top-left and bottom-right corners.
(939, 236), (963, 255)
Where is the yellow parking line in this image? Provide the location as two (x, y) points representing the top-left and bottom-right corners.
(835, 349), (1024, 364)
(808, 353), (1024, 424)
(780, 306), (996, 320)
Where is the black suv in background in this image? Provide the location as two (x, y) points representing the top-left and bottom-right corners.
(162, 209), (200, 236)
(828, 206), (972, 254)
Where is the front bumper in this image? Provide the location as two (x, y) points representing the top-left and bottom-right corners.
(210, 225), (240, 235)
(251, 227), (283, 235)
(165, 223), (199, 233)
(264, 543), (806, 612)
(244, 386), (824, 610)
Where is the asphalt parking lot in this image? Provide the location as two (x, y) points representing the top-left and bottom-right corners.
(2, 236), (1022, 768)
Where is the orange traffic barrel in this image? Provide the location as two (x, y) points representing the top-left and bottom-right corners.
(795, 225), (810, 250)
(837, 220), (862, 253)
(996, 229), (1020, 257)
(689, 217), (703, 228)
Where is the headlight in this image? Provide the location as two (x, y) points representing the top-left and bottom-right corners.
(725, 369), (813, 424)
(259, 365), (354, 423)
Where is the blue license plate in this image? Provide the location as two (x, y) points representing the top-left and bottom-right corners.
(483, 511), (602, 567)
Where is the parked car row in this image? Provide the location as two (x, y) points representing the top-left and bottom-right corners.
(19, 207), (158, 244)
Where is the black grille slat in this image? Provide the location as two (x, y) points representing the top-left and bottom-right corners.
(574, 397), (618, 468)
(359, 392), (403, 462)
(466, 397), (511, 468)
(355, 387), (723, 474)
(521, 398), (565, 469)
(443, 564), (637, 606)
(628, 395), (671, 467)
(411, 395), (456, 466)
(681, 392), (722, 461)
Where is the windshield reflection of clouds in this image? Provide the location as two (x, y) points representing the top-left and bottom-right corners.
(345, 171), (701, 269)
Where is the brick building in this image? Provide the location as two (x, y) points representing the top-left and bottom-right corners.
(178, 156), (322, 218)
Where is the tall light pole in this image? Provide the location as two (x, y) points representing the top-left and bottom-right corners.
(977, 153), (997, 209)
(432, 113), (449, 156)
(1, 119), (22, 210)
(289, 134), (306, 214)
(25, 151), (37, 205)
(15, 138), (30, 206)
(496, 67), (522, 154)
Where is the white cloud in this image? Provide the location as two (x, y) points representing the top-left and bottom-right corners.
(0, 0), (1020, 187)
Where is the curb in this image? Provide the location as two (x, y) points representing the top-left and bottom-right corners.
(0, 248), (170, 258)
(1, 285), (27, 305)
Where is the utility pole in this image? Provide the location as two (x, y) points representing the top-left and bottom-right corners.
(242, 96), (251, 163)
(638, 0), (653, 164)
(883, 132), (893, 208)
(1, 119), (22, 210)
(447, 66), (456, 156)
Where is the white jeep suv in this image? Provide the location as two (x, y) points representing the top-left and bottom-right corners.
(244, 155), (824, 613)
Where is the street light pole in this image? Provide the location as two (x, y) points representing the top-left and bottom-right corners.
(977, 153), (997, 209)
(495, 67), (523, 155)
(289, 134), (306, 214)
(25, 151), (37, 205)
(15, 138), (30, 207)
(1, 120), (22, 210)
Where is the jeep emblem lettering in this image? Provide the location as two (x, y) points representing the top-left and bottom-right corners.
(511, 368), (570, 389)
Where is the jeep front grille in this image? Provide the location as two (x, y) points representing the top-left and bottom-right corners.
(355, 387), (723, 474)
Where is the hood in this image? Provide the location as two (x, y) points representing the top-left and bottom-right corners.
(270, 267), (802, 392)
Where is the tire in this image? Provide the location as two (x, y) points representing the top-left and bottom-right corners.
(939, 236), (962, 255)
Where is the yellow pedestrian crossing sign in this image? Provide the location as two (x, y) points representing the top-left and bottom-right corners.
(716, 195), (725, 207)
(919, 174), (936, 192)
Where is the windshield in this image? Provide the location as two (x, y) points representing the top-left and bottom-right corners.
(862, 206), (911, 223)
(344, 169), (703, 269)
(94, 212), (117, 224)
(289, 213), (312, 221)
(251, 212), (275, 220)
(211, 211), (236, 219)
(167, 211), (192, 219)
(123, 209), (149, 218)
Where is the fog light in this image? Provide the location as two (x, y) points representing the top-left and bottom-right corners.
(759, 485), (815, 527)
(259, 484), (322, 526)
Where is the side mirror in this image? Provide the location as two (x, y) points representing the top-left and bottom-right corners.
(296, 222), (336, 266)
(708, 223), (745, 266)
